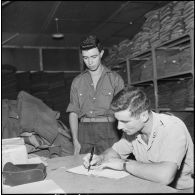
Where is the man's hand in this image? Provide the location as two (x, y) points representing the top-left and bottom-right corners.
(98, 158), (125, 171)
(83, 153), (102, 169)
(73, 139), (81, 155)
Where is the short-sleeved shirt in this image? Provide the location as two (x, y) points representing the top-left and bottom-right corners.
(66, 66), (124, 118)
(112, 112), (194, 189)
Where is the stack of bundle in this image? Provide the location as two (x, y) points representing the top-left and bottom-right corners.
(142, 85), (155, 109)
(144, 9), (160, 47)
(159, 79), (192, 109)
(170, 1), (185, 39)
(156, 47), (192, 77)
(178, 47), (192, 72)
(159, 2), (173, 43)
(140, 58), (153, 81)
(16, 72), (31, 93)
(30, 72), (49, 104)
(2, 73), (18, 100)
(117, 39), (132, 60)
(170, 80), (187, 108)
(130, 61), (142, 82)
(158, 81), (173, 108)
(104, 45), (119, 66)
(170, 111), (194, 142)
(131, 32), (148, 56)
(183, 1), (194, 32)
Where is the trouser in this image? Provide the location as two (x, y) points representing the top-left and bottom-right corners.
(78, 122), (121, 155)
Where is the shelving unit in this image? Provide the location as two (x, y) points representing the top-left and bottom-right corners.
(126, 30), (194, 113)
(114, 29), (194, 140)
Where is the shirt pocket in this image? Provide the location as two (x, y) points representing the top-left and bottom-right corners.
(78, 91), (87, 107)
(99, 88), (114, 109)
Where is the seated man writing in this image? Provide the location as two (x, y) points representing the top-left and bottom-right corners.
(83, 86), (194, 190)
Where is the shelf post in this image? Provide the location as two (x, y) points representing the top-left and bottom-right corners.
(151, 46), (159, 113)
(39, 48), (43, 71)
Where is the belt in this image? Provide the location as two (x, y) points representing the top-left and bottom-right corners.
(81, 117), (115, 122)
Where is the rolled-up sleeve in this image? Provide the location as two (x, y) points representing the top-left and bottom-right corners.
(159, 121), (188, 169)
(114, 73), (124, 95)
(112, 134), (134, 159)
(66, 79), (80, 115)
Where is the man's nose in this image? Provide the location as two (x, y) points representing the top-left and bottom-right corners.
(117, 121), (123, 130)
(88, 58), (93, 64)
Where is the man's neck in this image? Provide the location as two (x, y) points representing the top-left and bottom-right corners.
(141, 112), (153, 139)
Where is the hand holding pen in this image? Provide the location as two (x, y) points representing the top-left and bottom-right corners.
(88, 146), (95, 172)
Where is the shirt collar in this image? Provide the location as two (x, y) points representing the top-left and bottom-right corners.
(82, 65), (112, 75)
(137, 111), (164, 150)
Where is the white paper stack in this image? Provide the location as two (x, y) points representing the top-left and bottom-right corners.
(2, 138), (28, 168)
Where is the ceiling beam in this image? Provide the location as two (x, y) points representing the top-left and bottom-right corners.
(89, 1), (131, 34)
(2, 1), (12, 7)
(40, 1), (61, 33)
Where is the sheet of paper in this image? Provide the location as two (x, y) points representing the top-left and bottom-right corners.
(3, 179), (65, 194)
(67, 165), (129, 179)
(26, 156), (48, 166)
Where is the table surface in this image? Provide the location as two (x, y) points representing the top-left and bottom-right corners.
(46, 155), (177, 193)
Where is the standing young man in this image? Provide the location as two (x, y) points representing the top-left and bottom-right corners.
(66, 35), (124, 155)
(83, 86), (194, 190)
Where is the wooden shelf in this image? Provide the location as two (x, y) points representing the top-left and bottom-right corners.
(157, 71), (193, 80)
(159, 108), (194, 112)
(157, 45), (190, 51)
(130, 79), (153, 85)
(129, 49), (152, 60)
(155, 33), (190, 49)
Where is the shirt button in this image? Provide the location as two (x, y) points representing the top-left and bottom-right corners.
(93, 97), (96, 100)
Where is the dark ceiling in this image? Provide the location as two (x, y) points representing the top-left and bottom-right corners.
(2, 1), (170, 48)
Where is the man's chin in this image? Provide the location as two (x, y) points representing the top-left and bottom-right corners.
(89, 67), (98, 71)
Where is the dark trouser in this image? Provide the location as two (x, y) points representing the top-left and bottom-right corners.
(78, 122), (120, 155)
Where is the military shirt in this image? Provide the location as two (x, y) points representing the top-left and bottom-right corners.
(112, 112), (194, 189)
(66, 66), (124, 118)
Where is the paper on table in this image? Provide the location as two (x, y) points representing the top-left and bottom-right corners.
(67, 165), (129, 179)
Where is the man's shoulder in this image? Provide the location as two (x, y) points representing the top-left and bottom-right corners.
(156, 112), (187, 132)
(72, 71), (88, 83)
(158, 112), (183, 123)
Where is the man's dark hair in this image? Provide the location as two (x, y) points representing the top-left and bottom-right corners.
(80, 35), (103, 52)
(111, 86), (151, 117)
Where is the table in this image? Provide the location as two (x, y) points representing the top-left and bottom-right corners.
(46, 155), (177, 193)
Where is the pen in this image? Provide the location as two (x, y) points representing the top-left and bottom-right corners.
(88, 146), (95, 172)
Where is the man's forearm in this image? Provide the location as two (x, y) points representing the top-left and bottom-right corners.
(125, 160), (177, 185)
(101, 148), (121, 162)
(69, 112), (79, 140)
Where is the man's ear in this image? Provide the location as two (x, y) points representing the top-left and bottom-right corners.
(140, 111), (149, 123)
(100, 50), (104, 58)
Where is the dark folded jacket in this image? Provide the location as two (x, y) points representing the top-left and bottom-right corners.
(17, 91), (60, 144)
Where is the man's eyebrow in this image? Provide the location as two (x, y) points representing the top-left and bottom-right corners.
(119, 120), (129, 123)
(83, 54), (98, 58)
